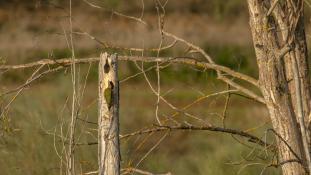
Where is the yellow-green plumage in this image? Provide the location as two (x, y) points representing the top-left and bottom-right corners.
(104, 86), (112, 108)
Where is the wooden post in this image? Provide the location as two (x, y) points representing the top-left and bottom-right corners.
(98, 53), (120, 175)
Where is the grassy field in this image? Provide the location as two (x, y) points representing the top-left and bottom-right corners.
(0, 62), (279, 175)
(0, 1), (297, 174)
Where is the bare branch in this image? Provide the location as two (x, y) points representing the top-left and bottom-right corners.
(267, 0), (280, 16)
(122, 167), (172, 175)
(72, 31), (177, 52)
(120, 125), (273, 150)
(82, 0), (148, 25)
(0, 56), (259, 88)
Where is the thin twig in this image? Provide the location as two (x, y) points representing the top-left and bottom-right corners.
(122, 167), (172, 175)
(267, 0), (280, 16)
(0, 56), (260, 91)
(119, 125), (273, 149)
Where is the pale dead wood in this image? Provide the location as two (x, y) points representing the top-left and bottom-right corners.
(67, 0), (77, 173)
(267, 0), (280, 16)
(154, 0), (166, 126)
(84, 170), (98, 175)
(98, 53), (120, 175)
(222, 85), (231, 127)
(122, 167), (172, 175)
(291, 54), (311, 172)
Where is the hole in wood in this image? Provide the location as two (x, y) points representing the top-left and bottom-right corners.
(104, 59), (110, 73)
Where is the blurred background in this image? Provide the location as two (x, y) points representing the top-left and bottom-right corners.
(2, 0), (310, 174)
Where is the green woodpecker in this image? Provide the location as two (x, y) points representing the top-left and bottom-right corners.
(104, 81), (113, 109)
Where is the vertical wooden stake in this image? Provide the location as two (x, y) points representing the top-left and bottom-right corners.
(98, 53), (120, 175)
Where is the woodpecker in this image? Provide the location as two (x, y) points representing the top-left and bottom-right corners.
(104, 81), (114, 109)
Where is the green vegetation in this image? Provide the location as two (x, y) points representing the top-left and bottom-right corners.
(1, 63), (279, 174)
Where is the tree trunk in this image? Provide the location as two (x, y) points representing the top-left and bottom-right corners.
(247, 1), (310, 174)
(269, 0), (311, 128)
(98, 53), (120, 175)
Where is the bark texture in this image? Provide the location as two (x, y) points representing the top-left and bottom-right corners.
(98, 53), (120, 175)
(270, 0), (311, 128)
(247, 1), (310, 174)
